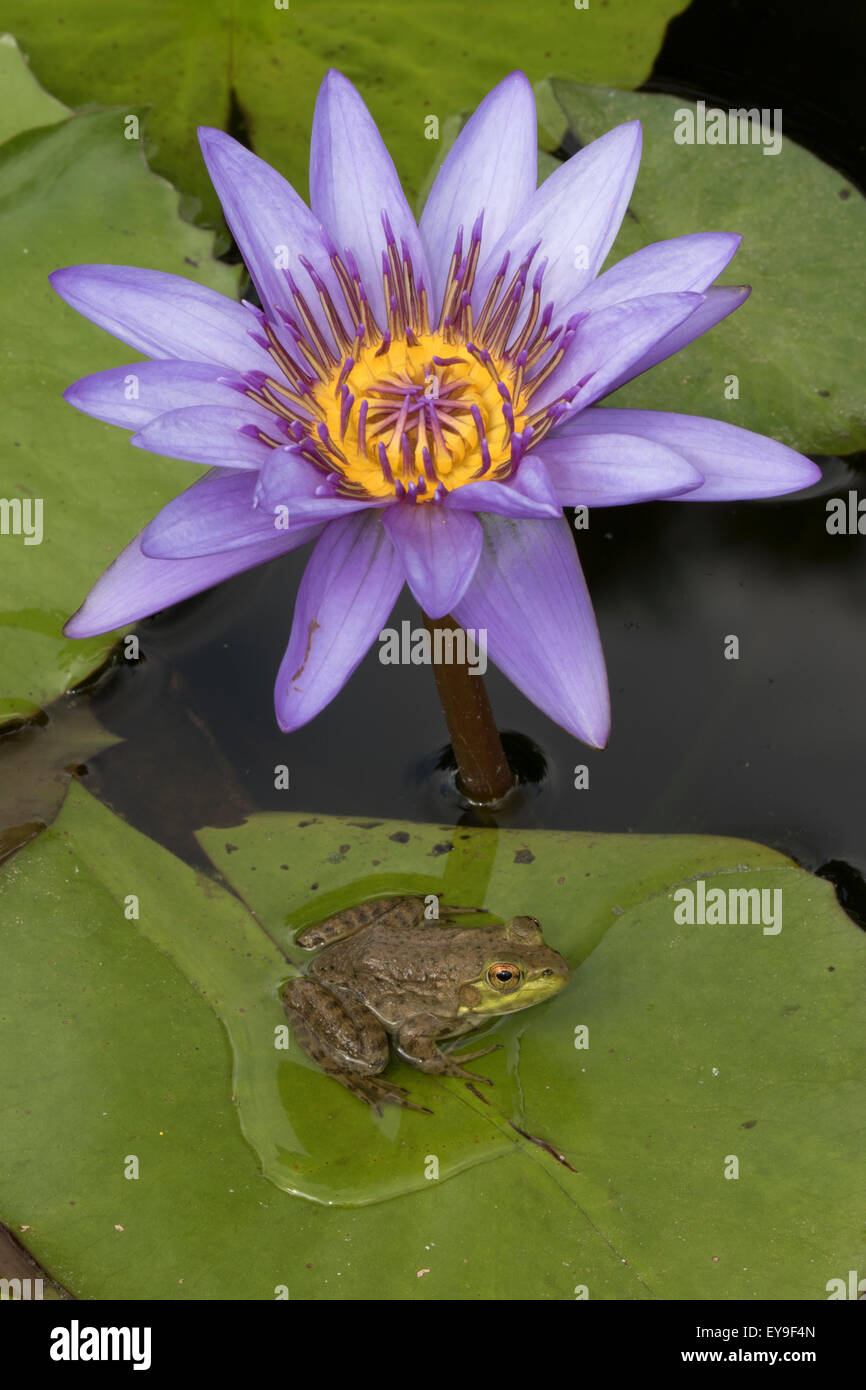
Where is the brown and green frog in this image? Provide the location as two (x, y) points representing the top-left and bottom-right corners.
(280, 895), (570, 1113)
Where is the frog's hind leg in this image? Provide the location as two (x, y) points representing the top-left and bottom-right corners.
(280, 979), (432, 1115)
(396, 1016), (504, 1086)
(295, 896), (425, 949)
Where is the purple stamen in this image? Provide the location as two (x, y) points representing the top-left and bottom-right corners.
(400, 431), (413, 477)
(339, 386), (354, 438)
(377, 441), (394, 483)
(381, 210), (396, 246)
(335, 357), (355, 392)
(241, 370), (269, 391)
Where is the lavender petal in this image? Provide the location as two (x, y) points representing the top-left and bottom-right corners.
(274, 511), (404, 731)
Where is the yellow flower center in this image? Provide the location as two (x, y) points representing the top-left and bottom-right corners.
(312, 333), (526, 502)
(243, 216), (574, 503)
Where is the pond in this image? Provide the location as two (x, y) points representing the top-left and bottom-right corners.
(1, 0), (864, 1311)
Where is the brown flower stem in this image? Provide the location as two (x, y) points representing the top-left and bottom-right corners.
(422, 612), (514, 803)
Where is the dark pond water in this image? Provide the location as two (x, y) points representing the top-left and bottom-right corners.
(48, 0), (866, 921)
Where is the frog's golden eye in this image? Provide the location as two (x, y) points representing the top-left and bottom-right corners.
(487, 962), (523, 992)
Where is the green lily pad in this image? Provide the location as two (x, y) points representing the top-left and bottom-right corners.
(1, 784), (863, 1297)
(6, 1), (688, 233)
(543, 81), (866, 455)
(0, 44), (240, 723)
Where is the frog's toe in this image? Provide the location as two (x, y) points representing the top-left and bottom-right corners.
(455, 1066), (494, 1085)
(349, 1074), (433, 1116)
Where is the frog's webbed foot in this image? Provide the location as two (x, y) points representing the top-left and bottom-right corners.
(343, 1074), (434, 1117)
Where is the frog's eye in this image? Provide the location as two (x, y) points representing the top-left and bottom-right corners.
(487, 962), (523, 992)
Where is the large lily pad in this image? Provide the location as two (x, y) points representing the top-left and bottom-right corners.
(543, 81), (866, 455)
(1, 784), (863, 1298)
(6, 2), (688, 232)
(0, 42), (239, 722)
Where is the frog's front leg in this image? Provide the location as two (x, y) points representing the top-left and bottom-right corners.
(281, 978), (431, 1114)
(295, 895), (426, 949)
(395, 1015), (504, 1085)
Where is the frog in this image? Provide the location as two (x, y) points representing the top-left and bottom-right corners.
(280, 895), (570, 1113)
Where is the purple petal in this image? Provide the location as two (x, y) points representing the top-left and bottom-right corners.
(274, 511), (404, 732)
(132, 405), (278, 469)
(309, 70), (431, 324)
(65, 485), (320, 638)
(533, 431), (703, 505)
(532, 291), (703, 413)
(382, 504), (482, 619)
(558, 409), (821, 500)
(420, 72), (536, 319)
(63, 360), (255, 430)
(602, 285), (750, 396)
(452, 515), (609, 746)
(473, 121), (642, 318)
(140, 470), (316, 558)
(255, 447), (386, 526)
(564, 232), (741, 316)
(198, 128), (343, 343)
(49, 266), (272, 374)
(443, 455), (562, 519)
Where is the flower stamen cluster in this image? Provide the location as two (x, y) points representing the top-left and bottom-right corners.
(239, 214), (590, 504)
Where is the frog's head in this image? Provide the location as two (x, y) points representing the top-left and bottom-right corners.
(460, 916), (571, 1017)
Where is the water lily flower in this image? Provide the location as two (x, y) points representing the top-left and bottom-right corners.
(50, 70), (819, 746)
